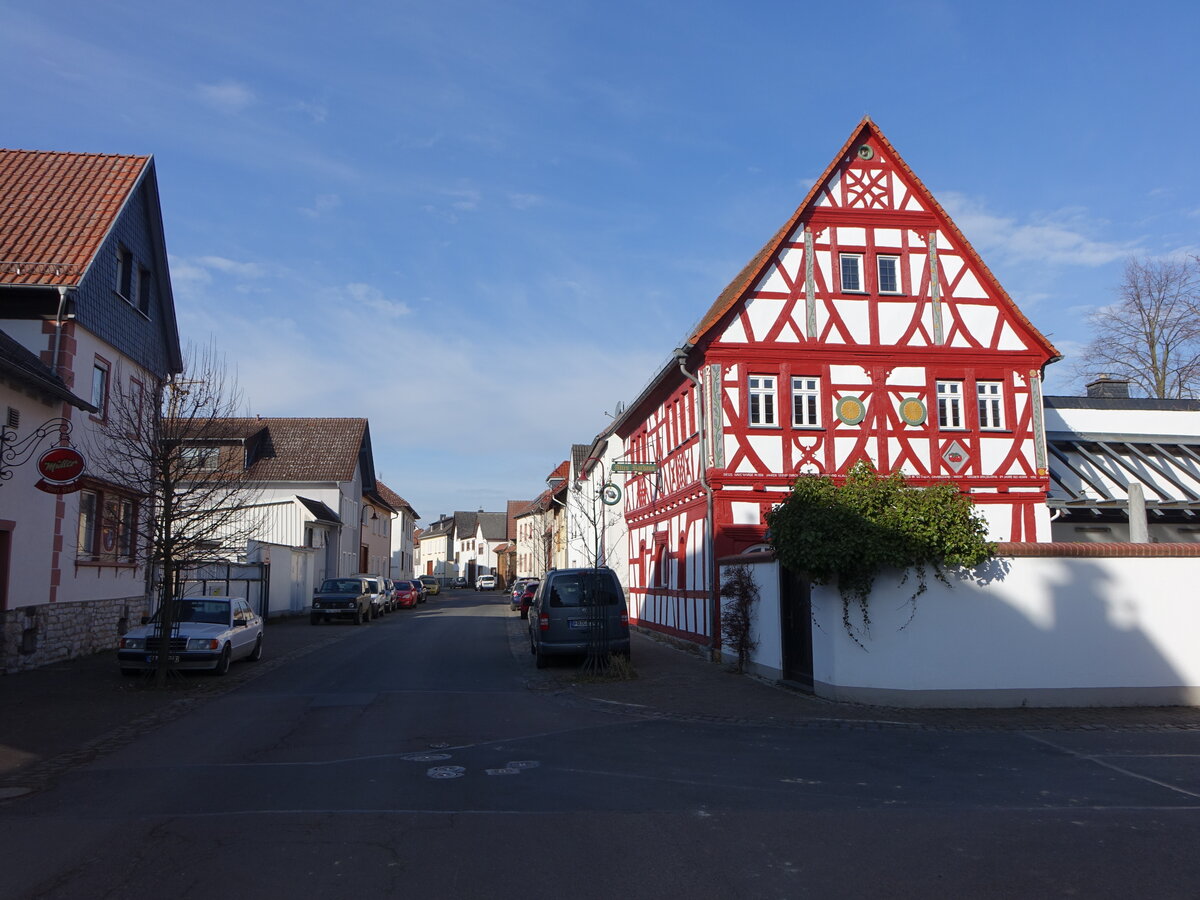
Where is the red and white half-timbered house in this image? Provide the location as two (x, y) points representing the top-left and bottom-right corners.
(612, 118), (1060, 647)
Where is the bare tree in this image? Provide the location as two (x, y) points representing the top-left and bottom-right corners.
(566, 478), (622, 568)
(87, 343), (262, 685)
(1075, 256), (1200, 398)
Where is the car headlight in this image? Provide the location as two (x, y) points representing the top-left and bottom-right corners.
(120, 637), (145, 650)
(186, 638), (219, 651)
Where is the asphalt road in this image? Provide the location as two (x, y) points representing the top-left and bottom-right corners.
(2, 590), (1200, 898)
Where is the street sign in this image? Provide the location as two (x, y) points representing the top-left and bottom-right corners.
(612, 461), (658, 474)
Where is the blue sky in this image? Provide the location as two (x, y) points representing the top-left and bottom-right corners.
(3, 0), (1197, 522)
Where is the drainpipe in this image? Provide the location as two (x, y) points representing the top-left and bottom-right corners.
(674, 346), (719, 661)
(51, 286), (71, 376)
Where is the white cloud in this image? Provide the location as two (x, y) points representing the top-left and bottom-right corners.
(195, 256), (266, 278)
(299, 193), (341, 219)
(940, 192), (1141, 267)
(342, 283), (411, 318)
(197, 79), (256, 113)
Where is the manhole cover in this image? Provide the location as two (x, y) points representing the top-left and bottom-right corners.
(402, 752), (451, 762)
(426, 766), (466, 779)
(507, 760), (540, 770)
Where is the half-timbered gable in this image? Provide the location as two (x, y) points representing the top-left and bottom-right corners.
(614, 119), (1059, 648)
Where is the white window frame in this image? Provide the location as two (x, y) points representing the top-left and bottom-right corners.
(877, 255), (901, 294)
(747, 375), (777, 427)
(937, 380), (964, 429)
(840, 254), (863, 292)
(977, 381), (1004, 430)
(791, 376), (821, 428)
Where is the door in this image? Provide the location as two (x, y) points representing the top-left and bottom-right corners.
(779, 565), (813, 689)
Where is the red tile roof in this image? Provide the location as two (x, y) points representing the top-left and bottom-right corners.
(0, 149), (150, 286)
(377, 481), (418, 519)
(173, 417), (369, 483)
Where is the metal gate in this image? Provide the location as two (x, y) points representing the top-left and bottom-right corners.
(174, 561), (271, 619)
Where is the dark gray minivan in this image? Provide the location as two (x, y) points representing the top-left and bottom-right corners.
(528, 567), (630, 668)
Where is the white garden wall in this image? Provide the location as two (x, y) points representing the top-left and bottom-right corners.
(721, 546), (1200, 707)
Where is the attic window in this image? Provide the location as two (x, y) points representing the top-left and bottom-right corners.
(116, 245), (133, 300)
(136, 266), (151, 314)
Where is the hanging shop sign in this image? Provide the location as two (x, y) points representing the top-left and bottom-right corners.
(600, 482), (622, 505)
(35, 446), (86, 494)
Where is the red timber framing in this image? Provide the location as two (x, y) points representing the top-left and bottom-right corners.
(614, 118), (1060, 649)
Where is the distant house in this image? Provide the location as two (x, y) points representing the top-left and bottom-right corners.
(418, 514), (455, 582)
(360, 489), (395, 577)
(376, 482), (418, 580)
(0, 149), (183, 671)
(514, 462), (569, 577)
(176, 417), (382, 614)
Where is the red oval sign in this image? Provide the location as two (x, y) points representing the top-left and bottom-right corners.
(37, 447), (86, 483)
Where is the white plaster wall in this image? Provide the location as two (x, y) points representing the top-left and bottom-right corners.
(730, 553), (1200, 706)
(1, 386), (61, 609)
(810, 555), (1200, 705)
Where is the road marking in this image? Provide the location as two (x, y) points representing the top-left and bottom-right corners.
(1025, 733), (1200, 800)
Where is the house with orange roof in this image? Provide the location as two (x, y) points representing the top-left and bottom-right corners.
(0, 149), (183, 671)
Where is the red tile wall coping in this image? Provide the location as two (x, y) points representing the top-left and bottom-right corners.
(994, 542), (1200, 558)
(718, 543), (1200, 566)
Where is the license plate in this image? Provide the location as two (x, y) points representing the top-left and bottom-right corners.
(568, 620), (590, 630)
(145, 654), (180, 663)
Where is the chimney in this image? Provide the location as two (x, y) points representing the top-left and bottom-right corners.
(1086, 375), (1130, 400)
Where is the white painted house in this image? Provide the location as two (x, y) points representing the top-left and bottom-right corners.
(377, 481), (419, 581)
(178, 417), (382, 615)
(1, 150), (183, 671)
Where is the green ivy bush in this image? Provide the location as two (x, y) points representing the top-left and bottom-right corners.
(766, 461), (993, 643)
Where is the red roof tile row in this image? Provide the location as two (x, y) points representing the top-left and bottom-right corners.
(0, 149), (149, 286)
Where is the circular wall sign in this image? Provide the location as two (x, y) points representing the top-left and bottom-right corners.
(857, 144), (874, 160)
(835, 396), (866, 426)
(899, 397), (927, 426)
(37, 446), (86, 483)
(600, 483), (622, 506)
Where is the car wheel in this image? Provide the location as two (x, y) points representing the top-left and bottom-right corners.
(535, 643), (548, 669)
(120, 668), (140, 677)
(354, 607), (364, 626)
(214, 644), (232, 676)
(249, 635), (263, 662)
(310, 613), (321, 626)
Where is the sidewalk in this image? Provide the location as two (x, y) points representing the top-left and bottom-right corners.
(559, 629), (1200, 732)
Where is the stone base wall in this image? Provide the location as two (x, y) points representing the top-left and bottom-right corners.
(1, 595), (149, 673)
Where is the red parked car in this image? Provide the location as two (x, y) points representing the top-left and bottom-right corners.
(517, 581), (538, 619)
(395, 580), (421, 609)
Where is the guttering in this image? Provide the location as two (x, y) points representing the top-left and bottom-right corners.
(50, 286), (71, 377)
(673, 344), (719, 660)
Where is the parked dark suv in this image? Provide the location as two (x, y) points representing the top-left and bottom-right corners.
(311, 577), (373, 625)
(528, 567), (629, 668)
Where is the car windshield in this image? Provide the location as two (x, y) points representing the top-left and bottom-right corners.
(173, 599), (232, 625)
(320, 579), (362, 593)
(548, 572), (621, 607)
